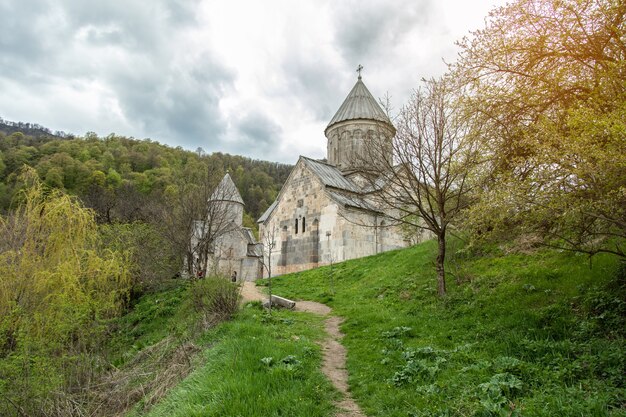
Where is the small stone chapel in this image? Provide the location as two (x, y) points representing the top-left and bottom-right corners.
(192, 173), (263, 281)
(257, 72), (413, 277)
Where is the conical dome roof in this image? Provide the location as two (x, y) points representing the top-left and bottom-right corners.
(325, 77), (392, 133)
(209, 173), (244, 205)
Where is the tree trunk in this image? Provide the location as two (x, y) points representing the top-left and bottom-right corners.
(187, 252), (194, 276)
(436, 233), (447, 296)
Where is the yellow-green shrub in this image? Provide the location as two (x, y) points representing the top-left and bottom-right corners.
(0, 168), (132, 416)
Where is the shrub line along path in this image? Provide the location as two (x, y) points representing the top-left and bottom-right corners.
(240, 281), (366, 417)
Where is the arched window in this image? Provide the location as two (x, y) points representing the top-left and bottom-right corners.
(302, 217), (306, 233)
(295, 218), (298, 234)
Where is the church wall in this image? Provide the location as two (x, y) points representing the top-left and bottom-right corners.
(238, 257), (261, 282)
(214, 230), (248, 260)
(334, 208), (377, 261)
(259, 164), (413, 278)
(208, 254), (260, 282)
(205, 229), (261, 280)
(207, 200), (244, 227)
(260, 162), (328, 277)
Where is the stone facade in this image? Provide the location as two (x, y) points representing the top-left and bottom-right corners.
(326, 119), (394, 173)
(258, 156), (409, 277)
(259, 162), (325, 275)
(207, 227), (262, 281)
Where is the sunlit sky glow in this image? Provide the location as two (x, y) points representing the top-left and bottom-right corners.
(0, 0), (507, 163)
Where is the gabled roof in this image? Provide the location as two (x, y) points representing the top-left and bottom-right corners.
(326, 77), (392, 132)
(301, 157), (361, 193)
(210, 173), (244, 205)
(247, 243), (263, 258)
(326, 189), (378, 212)
(257, 200), (278, 224)
(241, 228), (257, 245)
(257, 156), (384, 225)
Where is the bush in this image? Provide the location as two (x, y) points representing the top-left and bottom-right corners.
(190, 277), (240, 327)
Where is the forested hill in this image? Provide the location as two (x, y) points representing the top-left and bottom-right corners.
(0, 122), (292, 225)
(0, 119), (72, 139)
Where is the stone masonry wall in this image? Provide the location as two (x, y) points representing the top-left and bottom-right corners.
(260, 162), (326, 277)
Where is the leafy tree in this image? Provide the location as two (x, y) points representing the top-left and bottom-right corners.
(0, 168), (131, 415)
(44, 166), (64, 189)
(99, 222), (179, 292)
(106, 167), (122, 188)
(453, 0), (626, 257)
(0, 151), (6, 178)
(154, 163), (239, 276)
(0, 129), (292, 229)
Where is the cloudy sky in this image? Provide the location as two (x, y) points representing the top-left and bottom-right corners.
(0, 0), (506, 163)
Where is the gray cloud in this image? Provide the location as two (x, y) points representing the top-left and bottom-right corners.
(108, 53), (234, 147)
(229, 110), (283, 157)
(0, 0), (234, 150)
(0, 0), (502, 162)
(0, 0), (67, 81)
(280, 58), (344, 121)
(333, 0), (433, 63)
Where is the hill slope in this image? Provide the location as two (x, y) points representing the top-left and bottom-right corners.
(269, 241), (625, 416)
(0, 125), (292, 221)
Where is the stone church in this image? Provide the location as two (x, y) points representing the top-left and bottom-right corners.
(191, 173), (262, 281)
(257, 74), (412, 277)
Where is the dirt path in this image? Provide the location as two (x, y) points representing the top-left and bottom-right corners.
(240, 282), (366, 417)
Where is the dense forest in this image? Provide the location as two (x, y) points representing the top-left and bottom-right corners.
(0, 121), (292, 225)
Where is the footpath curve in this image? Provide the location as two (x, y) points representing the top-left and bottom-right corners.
(240, 282), (366, 417)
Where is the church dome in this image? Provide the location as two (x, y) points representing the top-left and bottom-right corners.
(325, 76), (393, 135)
(325, 73), (396, 172)
(209, 173), (244, 205)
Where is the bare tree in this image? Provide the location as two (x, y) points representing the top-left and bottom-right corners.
(359, 77), (484, 296)
(259, 225), (277, 313)
(156, 165), (241, 277)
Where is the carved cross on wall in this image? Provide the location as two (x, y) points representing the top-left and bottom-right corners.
(356, 64), (363, 79)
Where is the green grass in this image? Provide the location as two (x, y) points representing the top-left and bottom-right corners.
(107, 280), (194, 367)
(108, 279), (336, 417)
(269, 240), (625, 416)
(130, 303), (337, 417)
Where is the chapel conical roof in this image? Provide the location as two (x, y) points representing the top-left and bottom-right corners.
(209, 173), (244, 205)
(325, 76), (392, 133)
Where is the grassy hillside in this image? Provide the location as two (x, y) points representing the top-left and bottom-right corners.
(269, 241), (625, 416)
(130, 305), (336, 417)
(103, 280), (336, 417)
(88, 242), (623, 417)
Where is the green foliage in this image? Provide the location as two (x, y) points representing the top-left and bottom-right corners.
(0, 130), (291, 224)
(107, 281), (192, 367)
(271, 241), (625, 416)
(190, 277), (240, 324)
(99, 222), (179, 291)
(454, 0), (626, 258)
(85, 281), (335, 417)
(0, 168), (132, 416)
